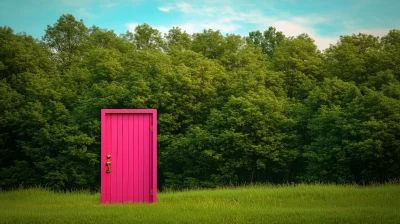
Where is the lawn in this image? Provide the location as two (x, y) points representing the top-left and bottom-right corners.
(1, 184), (399, 223)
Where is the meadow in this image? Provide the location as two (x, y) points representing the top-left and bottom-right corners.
(1, 184), (400, 224)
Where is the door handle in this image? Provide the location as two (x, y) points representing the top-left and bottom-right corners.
(106, 161), (111, 173)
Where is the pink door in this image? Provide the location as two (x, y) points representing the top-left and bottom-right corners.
(101, 109), (157, 204)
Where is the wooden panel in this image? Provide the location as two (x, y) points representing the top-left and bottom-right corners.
(143, 114), (150, 202)
(117, 115), (123, 202)
(138, 114), (144, 202)
(101, 111), (110, 203)
(110, 114), (118, 203)
(152, 110), (157, 202)
(127, 114), (134, 202)
(133, 114), (139, 202)
(122, 114), (129, 202)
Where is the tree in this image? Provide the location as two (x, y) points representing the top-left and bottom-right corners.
(381, 29), (400, 80)
(164, 27), (192, 52)
(191, 29), (226, 60)
(42, 14), (89, 71)
(0, 27), (53, 79)
(272, 34), (323, 99)
(123, 24), (164, 50)
(2, 14), (400, 191)
(88, 26), (131, 53)
(247, 27), (286, 60)
(299, 78), (400, 183)
(324, 33), (382, 84)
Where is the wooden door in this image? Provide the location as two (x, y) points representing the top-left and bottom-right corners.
(101, 109), (157, 204)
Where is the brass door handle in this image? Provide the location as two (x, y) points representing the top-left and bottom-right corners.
(106, 161), (111, 173)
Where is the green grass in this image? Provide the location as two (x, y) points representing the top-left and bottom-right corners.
(1, 184), (400, 224)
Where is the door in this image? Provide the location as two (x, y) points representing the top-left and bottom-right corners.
(101, 109), (157, 204)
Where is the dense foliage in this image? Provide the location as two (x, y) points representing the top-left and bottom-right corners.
(1, 14), (399, 191)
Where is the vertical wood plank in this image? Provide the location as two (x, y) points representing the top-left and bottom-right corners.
(117, 114), (123, 203)
(122, 114), (129, 203)
(152, 110), (157, 202)
(106, 113), (111, 203)
(110, 114), (118, 203)
(133, 114), (139, 202)
(101, 111), (107, 203)
(149, 113), (153, 203)
(143, 114), (150, 202)
(127, 114), (134, 202)
(138, 114), (144, 202)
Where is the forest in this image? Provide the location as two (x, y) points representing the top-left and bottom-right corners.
(1, 14), (399, 191)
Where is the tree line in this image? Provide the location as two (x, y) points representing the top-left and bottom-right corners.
(1, 14), (399, 191)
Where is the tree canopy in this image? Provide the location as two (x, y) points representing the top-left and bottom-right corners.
(1, 14), (399, 191)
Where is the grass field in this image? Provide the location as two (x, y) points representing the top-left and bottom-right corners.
(1, 184), (400, 224)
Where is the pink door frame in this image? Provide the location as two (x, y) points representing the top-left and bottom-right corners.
(101, 109), (157, 204)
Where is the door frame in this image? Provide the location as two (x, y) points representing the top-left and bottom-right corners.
(101, 109), (157, 203)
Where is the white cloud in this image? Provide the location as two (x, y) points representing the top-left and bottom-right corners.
(272, 20), (337, 50)
(313, 36), (338, 50)
(176, 2), (194, 13)
(341, 20), (392, 38)
(127, 23), (139, 32)
(158, 7), (172, 12)
(177, 23), (198, 34)
(145, 21), (239, 36)
(154, 3), (253, 34)
(153, 25), (171, 35)
(137, 2), (344, 49)
(358, 28), (390, 37)
(145, 3), (249, 35)
(273, 20), (310, 37)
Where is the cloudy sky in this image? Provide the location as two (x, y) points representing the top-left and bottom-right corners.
(0, 0), (399, 49)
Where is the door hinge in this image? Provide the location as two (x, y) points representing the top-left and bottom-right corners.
(150, 126), (153, 132)
(150, 189), (153, 196)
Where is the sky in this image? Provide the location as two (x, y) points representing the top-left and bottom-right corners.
(0, 0), (399, 50)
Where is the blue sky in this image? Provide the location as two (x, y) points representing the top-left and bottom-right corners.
(0, 0), (399, 49)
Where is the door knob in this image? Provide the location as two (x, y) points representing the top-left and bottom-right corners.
(106, 161), (111, 173)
